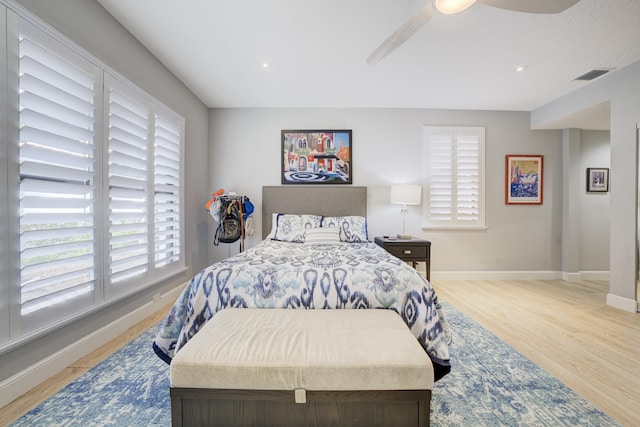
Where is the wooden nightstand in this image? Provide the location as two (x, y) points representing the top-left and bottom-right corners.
(374, 237), (431, 281)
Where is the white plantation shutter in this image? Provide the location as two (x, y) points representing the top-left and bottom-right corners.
(18, 19), (99, 324)
(428, 131), (453, 222)
(424, 126), (485, 228)
(456, 132), (481, 221)
(153, 111), (183, 268)
(0, 5), (10, 344)
(2, 6), (185, 347)
(106, 76), (151, 291)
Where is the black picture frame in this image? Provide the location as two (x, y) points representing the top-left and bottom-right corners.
(281, 130), (352, 185)
(586, 168), (609, 193)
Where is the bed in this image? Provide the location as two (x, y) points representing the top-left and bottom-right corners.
(153, 186), (451, 426)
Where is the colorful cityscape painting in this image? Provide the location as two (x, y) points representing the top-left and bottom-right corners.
(281, 130), (352, 184)
(505, 155), (543, 204)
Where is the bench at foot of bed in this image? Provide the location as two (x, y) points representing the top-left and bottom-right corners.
(169, 308), (434, 427)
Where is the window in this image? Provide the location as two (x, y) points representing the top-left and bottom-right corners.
(18, 19), (100, 328)
(0, 4), (185, 347)
(423, 126), (485, 229)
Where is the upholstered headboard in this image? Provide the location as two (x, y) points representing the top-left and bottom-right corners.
(262, 186), (367, 239)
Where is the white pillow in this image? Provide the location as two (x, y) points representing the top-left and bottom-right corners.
(273, 214), (322, 243)
(321, 216), (368, 243)
(304, 227), (341, 245)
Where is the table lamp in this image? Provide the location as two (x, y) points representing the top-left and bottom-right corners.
(390, 184), (422, 239)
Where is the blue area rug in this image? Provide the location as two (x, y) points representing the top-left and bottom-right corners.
(11, 303), (619, 426)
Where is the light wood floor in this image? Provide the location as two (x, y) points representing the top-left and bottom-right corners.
(433, 279), (640, 427)
(1, 280), (638, 426)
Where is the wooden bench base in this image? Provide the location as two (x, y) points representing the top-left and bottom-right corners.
(170, 387), (431, 427)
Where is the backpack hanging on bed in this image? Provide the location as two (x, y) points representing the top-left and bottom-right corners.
(214, 199), (243, 245)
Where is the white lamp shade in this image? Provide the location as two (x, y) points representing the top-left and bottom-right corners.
(390, 184), (422, 205)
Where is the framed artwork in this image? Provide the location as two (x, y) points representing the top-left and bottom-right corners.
(281, 130), (352, 184)
(586, 168), (609, 193)
(505, 154), (544, 204)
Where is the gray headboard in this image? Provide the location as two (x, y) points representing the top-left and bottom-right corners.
(262, 186), (367, 239)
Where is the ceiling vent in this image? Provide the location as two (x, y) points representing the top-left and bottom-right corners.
(574, 69), (611, 81)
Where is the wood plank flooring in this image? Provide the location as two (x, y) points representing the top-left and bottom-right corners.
(0, 280), (638, 426)
(433, 279), (640, 427)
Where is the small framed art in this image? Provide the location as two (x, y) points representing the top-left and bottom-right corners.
(281, 130), (352, 184)
(505, 154), (544, 205)
(586, 168), (609, 193)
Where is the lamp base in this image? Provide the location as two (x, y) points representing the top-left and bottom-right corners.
(397, 233), (412, 240)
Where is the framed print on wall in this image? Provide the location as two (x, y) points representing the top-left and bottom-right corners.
(586, 167), (609, 193)
(281, 130), (352, 184)
(505, 154), (544, 204)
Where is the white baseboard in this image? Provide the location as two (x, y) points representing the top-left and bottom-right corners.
(606, 293), (638, 313)
(431, 270), (611, 282)
(0, 284), (184, 410)
(431, 271), (563, 280)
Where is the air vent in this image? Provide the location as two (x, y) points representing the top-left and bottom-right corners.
(574, 69), (611, 81)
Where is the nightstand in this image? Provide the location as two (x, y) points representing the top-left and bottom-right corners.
(374, 237), (431, 281)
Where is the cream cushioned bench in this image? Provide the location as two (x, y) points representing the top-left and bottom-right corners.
(170, 308), (434, 427)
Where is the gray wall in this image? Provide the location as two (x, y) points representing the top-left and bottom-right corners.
(533, 60), (640, 310)
(580, 131), (611, 272)
(208, 108), (610, 275)
(0, 0), (209, 384)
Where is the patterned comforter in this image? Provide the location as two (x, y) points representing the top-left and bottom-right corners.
(152, 240), (452, 380)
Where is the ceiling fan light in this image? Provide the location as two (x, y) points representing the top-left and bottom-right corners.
(435, 0), (477, 14)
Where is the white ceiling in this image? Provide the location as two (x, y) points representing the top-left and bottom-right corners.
(97, 0), (640, 128)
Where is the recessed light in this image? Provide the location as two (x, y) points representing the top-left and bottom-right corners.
(515, 65), (527, 73)
(262, 62), (271, 69)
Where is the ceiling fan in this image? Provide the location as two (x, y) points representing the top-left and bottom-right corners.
(366, 0), (581, 65)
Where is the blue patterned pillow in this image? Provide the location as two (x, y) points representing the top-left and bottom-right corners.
(273, 214), (322, 242)
(321, 216), (368, 243)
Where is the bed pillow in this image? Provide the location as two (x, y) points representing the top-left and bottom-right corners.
(321, 216), (369, 243)
(303, 227), (341, 245)
(273, 214), (322, 242)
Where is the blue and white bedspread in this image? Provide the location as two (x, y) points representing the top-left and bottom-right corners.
(153, 240), (452, 380)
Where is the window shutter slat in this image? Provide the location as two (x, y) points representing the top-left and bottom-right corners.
(22, 282), (94, 315)
(21, 127), (94, 156)
(21, 226), (93, 246)
(20, 110), (94, 141)
(20, 91), (94, 129)
(21, 255), (94, 290)
(21, 161), (93, 183)
(20, 73), (94, 112)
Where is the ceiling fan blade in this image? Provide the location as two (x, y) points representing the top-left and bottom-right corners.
(478, 0), (580, 14)
(367, 2), (437, 65)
